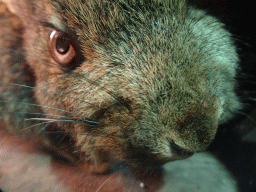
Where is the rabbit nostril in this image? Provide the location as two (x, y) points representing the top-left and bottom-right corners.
(171, 142), (194, 158)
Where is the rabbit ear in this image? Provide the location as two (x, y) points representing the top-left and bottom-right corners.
(0, 2), (22, 31)
(0, 2), (39, 135)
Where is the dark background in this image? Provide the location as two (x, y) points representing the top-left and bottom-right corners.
(189, 1), (256, 192)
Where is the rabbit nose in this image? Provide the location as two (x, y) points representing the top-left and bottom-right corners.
(169, 142), (194, 160)
(148, 143), (194, 165)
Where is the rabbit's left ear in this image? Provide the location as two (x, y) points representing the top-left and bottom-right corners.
(0, 2), (22, 35)
(0, 2), (40, 136)
(0, 1), (26, 133)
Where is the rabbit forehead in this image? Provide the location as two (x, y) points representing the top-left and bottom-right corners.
(48, 0), (188, 41)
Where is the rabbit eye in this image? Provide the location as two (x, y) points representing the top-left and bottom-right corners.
(48, 30), (76, 67)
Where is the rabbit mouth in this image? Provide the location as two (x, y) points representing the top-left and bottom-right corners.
(125, 153), (194, 169)
(124, 143), (194, 168)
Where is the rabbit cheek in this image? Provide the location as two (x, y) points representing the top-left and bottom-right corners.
(75, 130), (124, 173)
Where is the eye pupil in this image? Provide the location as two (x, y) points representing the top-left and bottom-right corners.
(48, 30), (77, 67)
(56, 36), (70, 54)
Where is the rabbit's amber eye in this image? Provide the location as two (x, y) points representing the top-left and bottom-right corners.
(48, 30), (76, 67)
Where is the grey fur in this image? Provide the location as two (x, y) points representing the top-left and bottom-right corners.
(0, 0), (241, 172)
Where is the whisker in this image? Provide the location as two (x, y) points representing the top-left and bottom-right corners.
(0, 100), (100, 127)
(20, 120), (53, 132)
(1, 82), (99, 108)
(35, 130), (76, 134)
(1, 110), (99, 127)
(36, 124), (49, 135)
(238, 112), (256, 123)
(95, 175), (113, 192)
(248, 97), (256, 102)
(0, 100), (86, 118)
(29, 118), (77, 122)
(0, 110), (70, 119)
(57, 142), (74, 149)
(30, 117), (98, 126)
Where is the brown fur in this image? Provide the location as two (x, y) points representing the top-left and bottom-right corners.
(0, 0), (241, 172)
